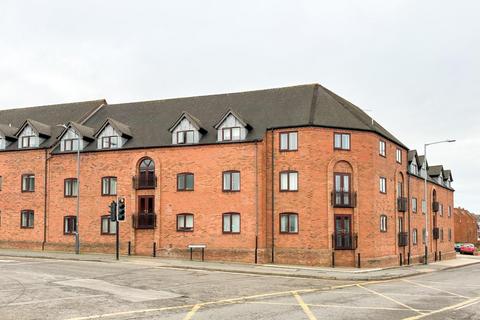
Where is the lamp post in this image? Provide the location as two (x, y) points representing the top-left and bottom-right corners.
(423, 139), (455, 264)
(57, 124), (81, 254)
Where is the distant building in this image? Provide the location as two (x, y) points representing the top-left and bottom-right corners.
(454, 207), (478, 244)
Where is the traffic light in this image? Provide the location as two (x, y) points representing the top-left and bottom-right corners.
(118, 197), (126, 221)
(109, 201), (117, 222)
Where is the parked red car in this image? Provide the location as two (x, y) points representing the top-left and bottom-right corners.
(459, 243), (476, 255)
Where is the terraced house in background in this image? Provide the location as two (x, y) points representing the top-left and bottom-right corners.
(0, 84), (455, 267)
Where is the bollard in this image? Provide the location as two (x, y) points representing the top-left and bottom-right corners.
(434, 251), (437, 262)
(128, 241), (131, 256)
(357, 253), (361, 268)
(439, 251), (442, 261)
(332, 252), (335, 268)
(400, 253), (403, 266)
(407, 252), (411, 265)
(153, 242), (156, 257)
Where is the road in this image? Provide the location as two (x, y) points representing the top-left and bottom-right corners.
(0, 256), (479, 319)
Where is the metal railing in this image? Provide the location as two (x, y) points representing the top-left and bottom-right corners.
(432, 201), (439, 212)
(332, 232), (358, 250)
(132, 213), (157, 229)
(331, 191), (357, 208)
(432, 227), (439, 240)
(132, 175), (157, 189)
(398, 232), (408, 247)
(397, 197), (407, 212)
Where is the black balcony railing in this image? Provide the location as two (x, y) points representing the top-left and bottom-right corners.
(332, 232), (358, 250)
(331, 191), (357, 208)
(132, 175), (157, 190)
(132, 213), (157, 229)
(432, 227), (440, 240)
(397, 197), (407, 212)
(432, 201), (439, 212)
(398, 232), (408, 247)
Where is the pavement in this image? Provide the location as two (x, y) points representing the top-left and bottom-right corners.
(0, 253), (479, 319)
(0, 248), (479, 281)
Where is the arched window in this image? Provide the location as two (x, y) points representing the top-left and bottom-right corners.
(137, 158), (156, 189)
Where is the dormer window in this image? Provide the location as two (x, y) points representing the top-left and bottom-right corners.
(94, 119), (131, 150)
(61, 129), (81, 152)
(214, 110), (249, 142)
(58, 122), (94, 152)
(177, 129), (195, 144)
(169, 112), (205, 145)
(19, 126), (39, 148)
(410, 163), (418, 175)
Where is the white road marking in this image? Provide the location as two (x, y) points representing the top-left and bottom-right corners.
(357, 284), (423, 315)
(402, 279), (470, 299)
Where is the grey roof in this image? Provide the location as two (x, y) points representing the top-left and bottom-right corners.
(0, 124), (18, 139)
(77, 84), (407, 151)
(0, 99), (106, 150)
(428, 165), (444, 177)
(408, 150), (418, 163)
(94, 118), (132, 138)
(17, 119), (52, 138)
(444, 169), (453, 182)
(418, 155), (427, 167)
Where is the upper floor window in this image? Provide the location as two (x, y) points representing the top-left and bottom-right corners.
(379, 177), (387, 194)
(334, 133), (350, 150)
(422, 199), (426, 214)
(177, 213), (194, 231)
(334, 173), (352, 207)
(448, 205), (452, 218)
(396, 148), (402, 163)
(215, 111), (248, 142)
(439, 203), (444, 216)
(380, 214), (387, 232)
(64, 216), (77, 234)
(19, 125), (39, 149)
(280, 213), (298, 234)
(136, 158), (156, 189)
(101, 215), (117, 235)
(60, 128), (82, 152)
(21, 174), (35, 192)
(223, 171), (240, 192)
(97, 124), (123, 150)
(448, 228), (452, 241)
(177, 173), (194, 191)
(223, 213), (240, 233)
(64, 178), (78, 197)
(280, 132), (298, 151)
(379, 140), (386, 157)
(177, 130), (195, 144)
(412, 197), (417, 213)
(170, 114), (203, 145)
(280, 171), (298, 191)
(422, 228), (426, 243)
(102, 177), (117, 196)
(0, 176), (3, 190)
(21, 210), (34, 228)
(410, 162), (418, 175)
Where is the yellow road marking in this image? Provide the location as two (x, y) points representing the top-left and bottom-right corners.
(402, 279), (470, 299)
(357, 284), (423, 315)
(183, 304), (201, 320)
(402, 296), (480, 320)
(292, 292), (317, 320)
(246, 301), (433, 312)
(455, 298), (480, 310)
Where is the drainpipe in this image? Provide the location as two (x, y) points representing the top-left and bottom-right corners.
(254, 141), (259, 264)
(42, 149), (48, 250)
(271, 129), (275, 263)
(407, 172), (411, 261)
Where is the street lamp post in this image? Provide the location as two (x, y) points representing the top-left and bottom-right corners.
(58, 124), (81, 254)
(423, 139), (455, 265)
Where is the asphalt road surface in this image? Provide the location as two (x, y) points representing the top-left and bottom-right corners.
(0, 256), (479, 320)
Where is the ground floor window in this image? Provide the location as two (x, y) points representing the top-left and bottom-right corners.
(380, 215), (387, 232)
(422, 228), (426, 244)
(280, 213), (298, 233)
(64, 216), (77, 234)
(101, 215), (117, 234)
(177, 214), (194, 231)
(412, 228), (418, 245)
(21, 210), (34, 228)
(448, 228), (452, 241)
(223, 213), (240, 233)
(334, 214), (352, 249)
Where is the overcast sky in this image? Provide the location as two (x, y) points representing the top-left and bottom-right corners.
(1, 1), (479, 213)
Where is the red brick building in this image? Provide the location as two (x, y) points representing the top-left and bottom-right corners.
(454, 207), (478, 244)
(0, 84), (455, 267)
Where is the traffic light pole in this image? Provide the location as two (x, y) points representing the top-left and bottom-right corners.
(116, 196), (120, 261)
